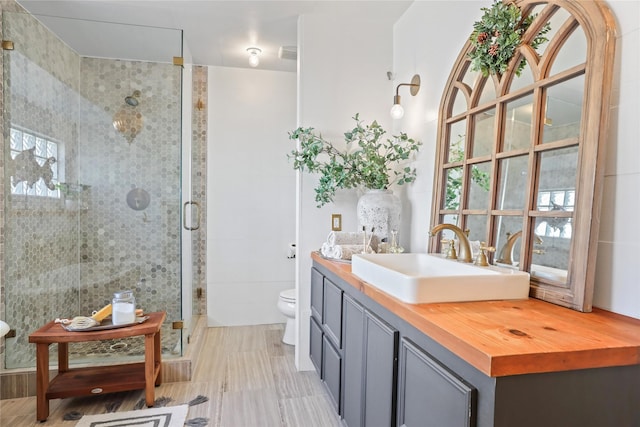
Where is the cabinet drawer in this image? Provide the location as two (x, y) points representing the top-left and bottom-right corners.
(323, 278), (343, 348)
(311, 268), (324, 322)
(398, 338), (476, 427)
(310, 316), (323, 376)
(322, 335), (342, 414)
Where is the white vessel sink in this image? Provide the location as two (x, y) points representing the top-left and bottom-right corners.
(351, 253), (530, 304)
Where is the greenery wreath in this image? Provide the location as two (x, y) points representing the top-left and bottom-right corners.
(468, 1), (550, 77)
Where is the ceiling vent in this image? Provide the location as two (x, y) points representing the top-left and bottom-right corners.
(278, 46), (297, 61)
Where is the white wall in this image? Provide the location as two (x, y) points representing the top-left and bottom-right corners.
(392, 1), (640, 319)
(392, 1), (482, 254)
(593, 0), (640, 319)
(206, 66), (297, 326)
(295, 4), (402, 370)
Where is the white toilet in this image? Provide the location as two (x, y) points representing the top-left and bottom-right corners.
(277, 288), (296, 345)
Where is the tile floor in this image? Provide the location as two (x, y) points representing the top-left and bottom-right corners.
(0, 324), (342, 427)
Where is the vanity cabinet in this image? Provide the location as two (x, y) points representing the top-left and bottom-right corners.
(310, 255), (640, 427)
(323, 277), (343, 348)
(311, 268), (399, 425)
(310, 267), (343, 412)
(398, 339), (475, 427)
(362, 310), (399, 426)
(342, 294), (400, 427)
(309, 316), (323, 374)
(311, 263), (480, 426)
(312, 266), (465, 427)
(322, 334), (342, 412)
(341, 294), (365, 427)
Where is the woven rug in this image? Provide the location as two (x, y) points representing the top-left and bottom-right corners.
(75, 404), (188, 427)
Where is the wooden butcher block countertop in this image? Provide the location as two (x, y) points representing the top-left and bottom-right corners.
(312, 252), (640, 377)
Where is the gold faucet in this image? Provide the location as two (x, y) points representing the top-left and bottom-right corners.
(496, 231), (543, 265)
(429, 224), (472, 263)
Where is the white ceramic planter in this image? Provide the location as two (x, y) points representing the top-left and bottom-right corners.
(356, 189), (401, 243)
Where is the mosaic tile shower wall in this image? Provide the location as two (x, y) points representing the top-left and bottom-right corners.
(1, 7), (184, 369)
(191, 65), (207, 316)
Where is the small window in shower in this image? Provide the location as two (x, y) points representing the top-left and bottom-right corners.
(10, 126), (61, 198)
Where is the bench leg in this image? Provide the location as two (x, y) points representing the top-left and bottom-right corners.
(35, 343), (50, 421)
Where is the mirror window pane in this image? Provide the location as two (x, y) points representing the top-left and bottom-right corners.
(447, 119), (466, 163)
(441, 214), (459, 226)
(549, 24), (587, 76)
(537, 146), (578, 210)
(503, 94), (534, 152)
(478, 77), (497, 106)
(496, 155), (529, 210)
(436, 214), (460, 251)
(461, 64), (480, 91)
(467, 162), (491, 210)
(465, 215), (487, 243)
(493, 216), (525, 267)
(542, 74), (584, 143)
(528, 4), (554, 56)
(532, 216), (570, 285)
(472, 108), (495, 157)
(452, 88), (468, 117)
(508, 54), (535, 93)
(444, 167), (463, 210)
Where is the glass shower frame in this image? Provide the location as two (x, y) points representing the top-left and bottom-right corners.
(1, 9), (185, 369)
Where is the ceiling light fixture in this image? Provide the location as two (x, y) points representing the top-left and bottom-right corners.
(247, 47), (262, 67)
(390, 74), (421, 119)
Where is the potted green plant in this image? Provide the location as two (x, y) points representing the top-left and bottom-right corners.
(288, 114), (422, 207)
(288, 114), (421, 242)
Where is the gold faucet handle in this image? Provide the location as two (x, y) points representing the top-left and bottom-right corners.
(474, 242), (496, 266)
(440, 239), (457, 260)
(532, 249), (546, 255)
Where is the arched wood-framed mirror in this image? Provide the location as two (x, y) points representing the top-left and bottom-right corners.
(429, 0), (617, 312)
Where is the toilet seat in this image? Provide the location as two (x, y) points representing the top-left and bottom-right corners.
(279, 289), (296, 302)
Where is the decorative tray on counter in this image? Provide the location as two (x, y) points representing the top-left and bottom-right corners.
(61, 316), (149, 332)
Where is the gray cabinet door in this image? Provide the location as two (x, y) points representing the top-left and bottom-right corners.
(323, 334), (342, 414)
(342, 294), (365, 427)
(398, 338), (476, 427)
(363, 310), (399, 427)
(311, 268), (324, 322)
(310, 316), (323, 376)
(323, 278), (343, 348)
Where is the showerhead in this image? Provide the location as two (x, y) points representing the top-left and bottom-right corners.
(125, 90), (141, 107)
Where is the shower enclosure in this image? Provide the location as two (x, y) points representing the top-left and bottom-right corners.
(1, 8), (188, 369)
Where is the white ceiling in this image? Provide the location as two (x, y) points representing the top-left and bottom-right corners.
(16, 1), (412, 72)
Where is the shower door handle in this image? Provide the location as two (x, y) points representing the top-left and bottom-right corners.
(183, 201), (201, 231)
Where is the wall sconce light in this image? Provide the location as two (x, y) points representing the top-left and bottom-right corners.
(247, 47), (262, 67)
(390, 74), (421, 119)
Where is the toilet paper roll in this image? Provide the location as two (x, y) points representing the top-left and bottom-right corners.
(287, 243), (297, 259)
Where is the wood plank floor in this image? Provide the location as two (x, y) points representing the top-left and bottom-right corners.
(0, 324), (342, 427)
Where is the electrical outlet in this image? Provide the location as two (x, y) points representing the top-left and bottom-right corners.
(331, 214), (342, 231)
